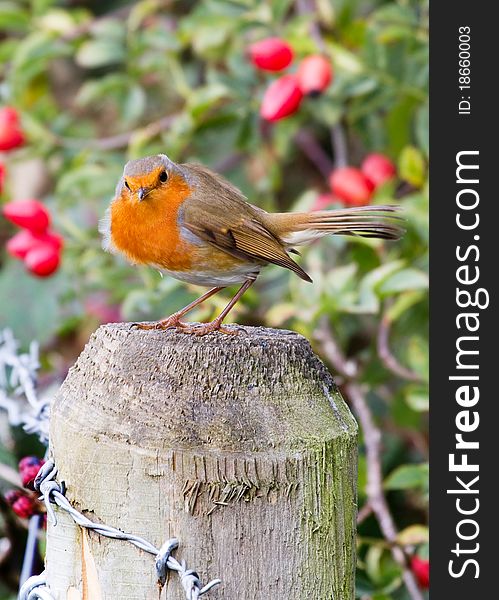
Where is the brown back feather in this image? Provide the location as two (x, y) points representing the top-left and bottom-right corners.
(181, 164), (312, 282)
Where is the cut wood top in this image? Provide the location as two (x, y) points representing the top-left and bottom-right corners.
(52, 323), (357, 452)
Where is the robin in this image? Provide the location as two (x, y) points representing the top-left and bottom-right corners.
(101, 154), (402, 335)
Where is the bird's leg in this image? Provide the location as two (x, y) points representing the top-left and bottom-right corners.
(179, 279), (255, 336)
(132, 286), (225, 330)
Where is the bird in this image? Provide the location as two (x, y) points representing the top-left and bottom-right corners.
(100, 153), (403, 335)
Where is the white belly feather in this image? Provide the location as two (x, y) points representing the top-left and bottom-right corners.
(159, 264), (260, 287)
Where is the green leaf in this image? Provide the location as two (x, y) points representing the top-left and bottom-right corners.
(406, 336), (429, 379)
(355, 573), (376, 596)
(363, 259), (406, 288)
(386, 98), (418, 156)
(91, 18), (126, 42)
(180, 12), (234, 57)
(9, 31), (70, 90)
(56, 164), (120, 204)
(396, 524), (429, 546)
(386, 290), (425, 322)
(271, 0), (294, 21)
(398, 145), (426, 187)
(128, 0), (163, 32)
(0, 1), (30, 32)
(76, 74), (128, 106)
(76, 39), (125, 68)
(329, 41), (364, 74)
(31, 0), (60, 17)
(416, 103), (429, 158)
(378, 268), (428, 295)
(16, 111), (58, 147)
(405, 386), (429, 412)
(352, 260), (405, 313)
(122, 84), (147, 123)
(187, 83), (231, 120)
(37, 8), (79, 34)
(366, 545), (384, 584)
(384, 463), (429, 490)
(338, 75), (378, 98)
(372, 4), (418, 27)
(0, 38), (19, 63)
(364, 545), (403, 592)
(325, 264), (358, 294)
(377, 25), (415, 44)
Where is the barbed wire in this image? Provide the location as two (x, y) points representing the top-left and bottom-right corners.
(0, 328), (51, 592)
(0, 329), (221, 600)
(0, 328), (50, 443)
(19, 572), (53, 600)
(30, 461), (221, 599)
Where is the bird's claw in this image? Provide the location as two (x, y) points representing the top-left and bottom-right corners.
(177, 322), (238, 336)
(131, 316), (182, 331)
(131, 322), (159, 330)
(131, 320), (238, 336)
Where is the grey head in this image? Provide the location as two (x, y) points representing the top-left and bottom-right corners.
(115, 153), (185, 198)
(123, 153), (177, 178)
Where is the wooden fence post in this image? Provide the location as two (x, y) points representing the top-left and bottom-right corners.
(46, 323), (358, 599)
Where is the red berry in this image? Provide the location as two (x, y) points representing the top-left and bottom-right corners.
(0, 106), (25, 151)
(297, 55), (333, 96)
(4, 489), (22, 505)
(411, 556), (429, 589)
(19, 456), (45, 489)
(0, 163), (5, 194)
(6, 231), (35, 259)
(0, 106), (18, 126)
(24, 243), (61, 277)
(6, 229), (63, 260)
(260, 75), (303, 122)
(312, 193), (335, 211)
(329, 167), (374, 206)
(361, 153), (397, 188)
(249, 37), (293, 72)
(4, 489), (40, 519)
(12, 495), (39, 519)
(2, 199), (50, 232)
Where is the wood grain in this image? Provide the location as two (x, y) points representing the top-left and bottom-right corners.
(46, 324), (357, 599)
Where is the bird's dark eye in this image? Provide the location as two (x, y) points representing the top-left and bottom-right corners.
(124, 180), (131, 191)
(159, 171), (168, 183)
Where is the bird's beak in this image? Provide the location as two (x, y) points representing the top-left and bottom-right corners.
(137, 187), (147, 202)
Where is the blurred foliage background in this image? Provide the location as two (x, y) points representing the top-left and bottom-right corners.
(0, 0), (428, 598)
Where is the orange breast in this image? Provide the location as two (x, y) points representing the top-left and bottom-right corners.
(110, 172), (195, 271)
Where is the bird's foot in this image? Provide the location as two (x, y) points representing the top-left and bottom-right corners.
(131, 314), (184, 330)
(131, 317), (238, 336)
(176, 320), (238, 336)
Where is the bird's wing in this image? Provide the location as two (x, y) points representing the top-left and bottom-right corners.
(180, 164), (312, 282)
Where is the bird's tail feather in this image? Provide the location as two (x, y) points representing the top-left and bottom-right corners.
(272, 205), (404, 246)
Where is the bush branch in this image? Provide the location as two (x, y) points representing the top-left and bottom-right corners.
(331, 124), (349, 169)
(296, 0), (326, 51)
(314, 317), (425, 600)
(377, 312), (425, 383)
(59, 114), (178, 151)
(295, 129), (334, 178)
